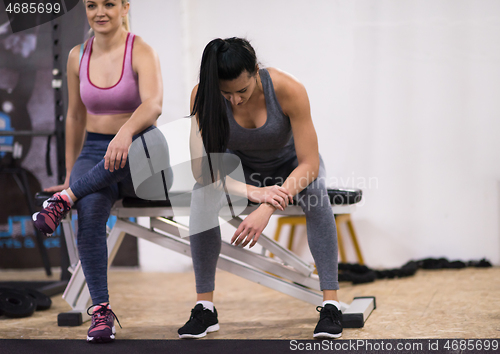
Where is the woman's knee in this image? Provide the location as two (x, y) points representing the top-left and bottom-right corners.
(298, 185), (330, 212)
(75, 191), (115, 218)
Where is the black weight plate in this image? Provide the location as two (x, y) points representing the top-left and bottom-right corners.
(0, 287), (13, 317)
(0, 287), (24, 296)
(22, 288), (52, 311)
(0, 289), (36, 318)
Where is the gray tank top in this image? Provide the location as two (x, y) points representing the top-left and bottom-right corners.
(226, 68), (296, 171)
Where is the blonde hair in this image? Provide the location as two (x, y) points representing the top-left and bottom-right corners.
(82, 0), (130, 33)
(119, 0), (130, 31)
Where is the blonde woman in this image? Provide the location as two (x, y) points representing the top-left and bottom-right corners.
(32, 0), (169, 343)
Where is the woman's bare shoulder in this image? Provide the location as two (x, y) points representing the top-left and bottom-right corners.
(67, 42), (87, 73)
(131, 35), (156, 57)
(266, 67), (307, 106)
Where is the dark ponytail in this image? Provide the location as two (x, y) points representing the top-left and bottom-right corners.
(191, 37), (258, 156)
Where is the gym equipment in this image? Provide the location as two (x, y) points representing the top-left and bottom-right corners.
(43, 188), (375, 329)
(0, 286), (53, 316)
(0, 141), (22, 159)
(0, 288), (36, 318)
(23, 288), (52, 311)
(273, 212), (365, 264)
(328, 188), (362, 205)
(0, 130), (55, 276)
(340, 296), (376, 328)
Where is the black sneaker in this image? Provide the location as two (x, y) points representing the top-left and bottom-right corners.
(313, 304), (343, 339)
(178, 304), (219, 339)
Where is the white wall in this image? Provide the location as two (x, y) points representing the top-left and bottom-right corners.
(130, 0), (193, 272)
(131, 0), (500, 270)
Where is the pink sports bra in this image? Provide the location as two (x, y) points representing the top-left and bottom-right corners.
(79, 33), (142, 115)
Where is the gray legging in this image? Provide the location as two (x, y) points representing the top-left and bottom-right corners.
(189, 155), (339, 293)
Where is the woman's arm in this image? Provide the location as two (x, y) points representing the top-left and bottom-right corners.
(232, 68), (320, 248)
(45, 44), (87, 192)
(189, 85), (206, 183)
(271, 67), (320, 196)
(189, 85), (292, 210)
(105, 36), (163, 172)
(222, 69), (319, 211)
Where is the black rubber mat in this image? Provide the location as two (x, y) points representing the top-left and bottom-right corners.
(0, 339), (467, 354)
(0, 339), (291, 354)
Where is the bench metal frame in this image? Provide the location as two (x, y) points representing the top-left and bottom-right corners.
(58, 201), (374, 328)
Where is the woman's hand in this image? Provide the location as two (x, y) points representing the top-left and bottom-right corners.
(44, 175), (70, 193)
(104, 130), (133, 172)
(44, 182), (69, 193)
(247, 185), (293, 211)
(231, 203), (275, 248)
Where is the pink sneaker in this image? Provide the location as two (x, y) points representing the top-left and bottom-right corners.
(87, 304), (121, 343)
(32, 192), (71, 236)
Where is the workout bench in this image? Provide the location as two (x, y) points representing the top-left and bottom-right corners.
(36, 188), (375, 330)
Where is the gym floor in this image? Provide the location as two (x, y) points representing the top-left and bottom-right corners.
(0, 267), (499, 340)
